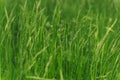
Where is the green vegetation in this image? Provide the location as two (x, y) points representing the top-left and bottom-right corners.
(0, 0), (120, 80)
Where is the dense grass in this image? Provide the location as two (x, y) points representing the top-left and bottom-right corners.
(0, 0), (120, 80)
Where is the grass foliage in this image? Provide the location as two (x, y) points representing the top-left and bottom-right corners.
(0, 0), (120, 80)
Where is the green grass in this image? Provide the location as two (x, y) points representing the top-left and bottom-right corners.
(0, 0), (120, 80)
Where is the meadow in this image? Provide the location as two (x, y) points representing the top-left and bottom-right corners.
(0, 0), (120, 80)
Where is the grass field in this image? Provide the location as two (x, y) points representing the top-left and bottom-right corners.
(0, 0), (120, 80)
